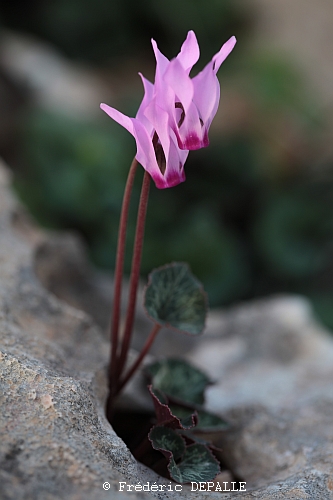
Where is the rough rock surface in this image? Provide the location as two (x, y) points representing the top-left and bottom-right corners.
(189, 298), (333, 498)
(1, 155), (333, 500)
(0, 161), (160, 500)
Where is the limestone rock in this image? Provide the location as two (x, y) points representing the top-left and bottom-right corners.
(2, 155), (333, 499)
(0, 161), (155, 500)
(188, 297), (333, 497)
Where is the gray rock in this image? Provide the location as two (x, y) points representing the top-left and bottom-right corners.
(0, 161), (156, 500)
(2, 156), (333, 499)
(187, 298), (333, 497)
(0, 30), (110, 119)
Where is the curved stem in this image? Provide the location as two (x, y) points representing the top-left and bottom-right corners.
(116, 170), (151, 379)
(108, 158), (138, 394)
(116, 323), (161, 394)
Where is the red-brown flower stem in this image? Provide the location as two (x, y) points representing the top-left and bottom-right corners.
(108, 157), (138, 395)
(116, 170), (151, 380)
(116, 323), (161, 395)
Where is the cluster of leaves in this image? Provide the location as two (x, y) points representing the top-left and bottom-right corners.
(145, 359), (228, 483)
(140, 262), (227, 483)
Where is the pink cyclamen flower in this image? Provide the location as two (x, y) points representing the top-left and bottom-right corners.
(101, 31), (236, 189)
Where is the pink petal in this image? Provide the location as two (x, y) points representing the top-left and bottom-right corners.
(136, 73), (154, 134)
(212, 36), (237, 73)
(150, 41), (177, 117)
(144, 101), (187, 188)
(151, 38), (169, 80)
(134, 109), (188, 189)
(191, 36), (236, 127)
(100, 103), (135, 135)
(153, 72), (176, 121)
(192, 61), (220, 124)
(100, 102), (187, 189)
(163, 130), (188, 188)
(144, 99), (171, 161)
(100, 102), (165, 187)
(177, 101), (208, 150)
(164, 58), (193, 113)
(130, 119), (166, 187)
(101, 32), (237, 189)
(176, 30), (200, 73)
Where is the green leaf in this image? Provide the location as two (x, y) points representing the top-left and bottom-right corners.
(170, 405), (229, 432)
(177, 430), (212, 446)
(150, 386), (168, 405)
(145, 358), (211, 405)
(149, 427), (220, 484)
(168, 444), (220, 483)
(148, 386), (197, 430)
(196, 409), (230, 432)
(144, 262), (207, 335)
(149, 426), (185, 461)
(167, 404), (198, 429)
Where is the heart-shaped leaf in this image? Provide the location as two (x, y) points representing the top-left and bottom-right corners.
(168, 444), (220, 483)
(149, 427), (220, 484)
(148, 386), (197, 430)
(145, 358), (211, 405)
(169, 404), (228, 432)
(144, 262), (208, 335)
(149, 426), (185, 461)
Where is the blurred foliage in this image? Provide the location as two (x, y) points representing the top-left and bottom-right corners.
(3, 0), (333, 330)
(14, 97), (333, 331)
(14, 109), (139, 271)
(0, 0), (246, 64)
(14, 107), (253, 307)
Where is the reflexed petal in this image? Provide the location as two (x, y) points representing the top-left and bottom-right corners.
(177, 30), (200, 73)
(139, 73), (154, 96)
(191, 36), (236, 130)
(144, 99), (171, 163)
(212, 36), (237, 73)
(164, 58), (194, 114)
(151, 39), (169, 80)
(131, 119), (166, 187)
(101, 103), (165, 187)
(136, 73), (155, 134)
(100, 103), (135, 135)
(192, 61), (219, 124)
(101, 101), (187, 189)
(153, 70), (176, 121)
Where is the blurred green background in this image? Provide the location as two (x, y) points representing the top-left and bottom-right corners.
(1, 0), (333, 327)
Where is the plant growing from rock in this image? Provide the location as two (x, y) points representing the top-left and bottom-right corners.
(101, 30), (236, 483)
